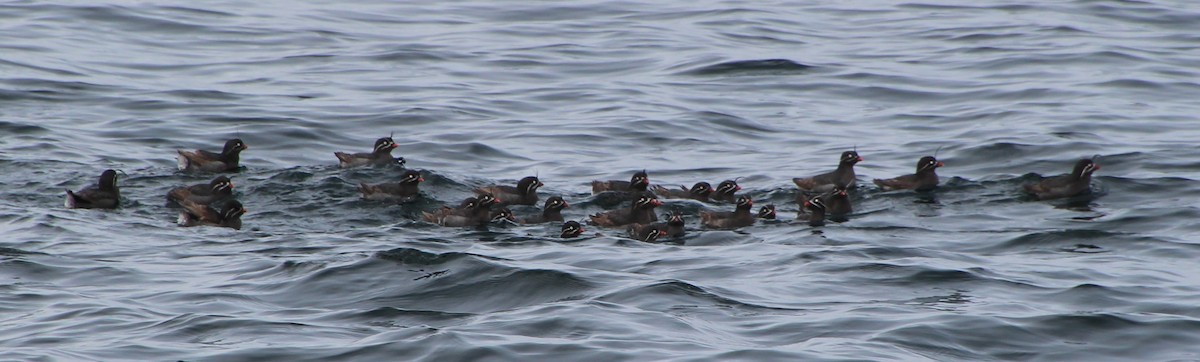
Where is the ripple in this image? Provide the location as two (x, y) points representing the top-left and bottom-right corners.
(675, 59), (814, 77)
(3, 0), (1200, 360)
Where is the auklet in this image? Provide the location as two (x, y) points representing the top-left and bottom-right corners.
(65, 169), (120, 209)
(519, 196), (568, 224)
(793, 150), (861, 192)
(588, 192), (661, 227)
(335, 136), (402, 168)
(711, 179), (742, 202)
(560, 221), (584, 238)
(1024, 158), (1099, 200)
(592, 170), (649, 193)
(476, 176), (543, 206)
(700, 196), (755, 229)
(651, 182), (712, 201)
(873, 156), (943, 192)
(167, 176), (234, 205)
(359, 169), (424, 202)
(177, 139), (248, 172)
(177, 199), (246, 230)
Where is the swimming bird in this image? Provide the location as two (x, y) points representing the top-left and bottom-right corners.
(519, 196), (568, 224)
(651, 182), (713, 201)
(335, 136), (402, 168)
(1023, 158), (1099, 200)
(421, 197), (480, 221)
(711, 179), (742, 202)
(628, 223), (667, 243)
(592, 170), (650, 193)
(421, 193), (502, 227)
(630, 210), (687, 240)
(476, 176), (543, 206)
(177, 199), (246, 230)
(560, 221), (584, 238)
(589, 192), (661, 227)
(664, 210), (686, 237)
(873, 156), (943, 191)
(65, 169), (120, 209)
(757, 204), (776, 220)
(358, 169), (424, 202)
(167, 176), (234, 205)
(800, 197), (827, 227)
(177, 139), (248, 172)
(816, 184), (852, 221)
(793, 150), (862, 192)
(700, 196), (755, 229)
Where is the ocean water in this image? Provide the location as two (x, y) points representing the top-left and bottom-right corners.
(3, 0), (1200, 360)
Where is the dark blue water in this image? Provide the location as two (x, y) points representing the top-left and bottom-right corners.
(4, 0), (1200, 360)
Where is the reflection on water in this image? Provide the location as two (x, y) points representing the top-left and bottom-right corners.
(2, 0), (1200, 360)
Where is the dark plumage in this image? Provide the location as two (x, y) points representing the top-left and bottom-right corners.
(421, 193), (501, 227)
(757, 204), (776, 220)
(421, 197), (480, 222)
(651, 182), (712, 201)
(177, 139), (248, 172)
(1024, 159), (1100, 200)
(520, 196), (568, 224)
(700, 196), (755, 229)
(816, 184), (852, 221)
(712, 179), (741, 202)
(793, 151), (862, 192)
(628, 223), (667, 243)
(873, 156), (943, 192)
(476, 176), (543, 206)
(335, 136), (402, 168)
(178, 199), (246, 230)
(588, 192), (662, 227)
(65, 169), (121, 209)
(800, 197), (827, 227)
(358, 170), (424, 202)
(488, 208), (517, 225)
(592, 170), (649, 193)
(167, 176), (234, 205)
(664, 210), (686, 237)
(561, 221), (584, 238)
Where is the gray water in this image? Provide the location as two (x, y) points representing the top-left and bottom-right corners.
(3, 0), (1200, 360)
